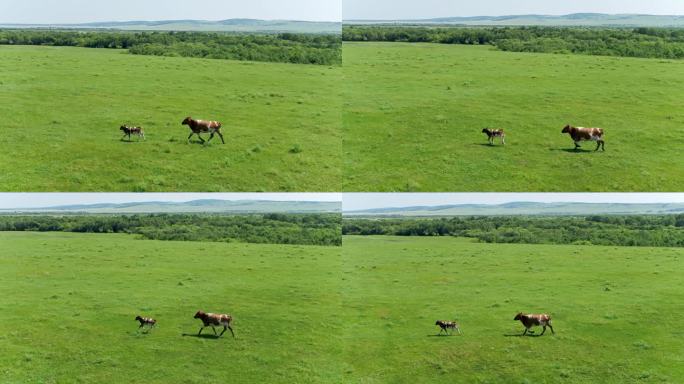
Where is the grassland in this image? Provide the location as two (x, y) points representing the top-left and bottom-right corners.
(2, 231), (683, 383)
(343, 42), (684, 191)
(341, 236), (684, 383)
(0, 232), (343, 383)
(0, 46), (341, 191)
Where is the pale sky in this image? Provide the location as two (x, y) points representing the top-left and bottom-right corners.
(343, 193), (684, 211)
(0, 193), (342, 209)
(344, 0), (684, 20)
(0, 0), (341, 24)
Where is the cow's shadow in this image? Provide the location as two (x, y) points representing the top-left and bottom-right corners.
(503, 333), (544, 338)
(475, 143), (505, 148)
(549, 148), (596, 153)
(427, 334), (458, 337)
(187, 139), (218, 146)
(182, 333), (221, 340)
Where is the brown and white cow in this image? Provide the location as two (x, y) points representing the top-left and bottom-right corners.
(482, 128), (505, 145)
(562, 125), (605, 151)
(194, 310), (234, 338)
(514, 313), (554, 336)
(120, 125), (145, 141)
(135, 315), (156, 329)
(435, 320), (462, 335)
(182, 117), (225, 144)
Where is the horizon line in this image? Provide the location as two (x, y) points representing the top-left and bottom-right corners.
(0, 18), (342, 25)
(343, 201), (684, 212)
(344, 12), (684, 22)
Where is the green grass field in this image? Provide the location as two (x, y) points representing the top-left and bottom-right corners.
(343, 42), (684, 191)
(0, 232), (343, 383)
(2, 231), (683, 383)
(341, 236), (684, 383)
(0, 46), (341, 191)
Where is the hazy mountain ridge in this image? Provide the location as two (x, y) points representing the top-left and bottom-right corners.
(0, 19), (341, 33)
(345, 202), (684, 217)
(0, 200), (341, 214)
(346, 13), (684, 27)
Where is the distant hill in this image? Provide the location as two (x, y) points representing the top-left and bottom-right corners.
(346, 13), (684, 27)
(0, 200), (341, 214)
(345, 202), (684, 217)
(0, 19), (341, 33)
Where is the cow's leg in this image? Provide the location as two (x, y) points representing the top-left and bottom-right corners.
(501, 135), (505, 145)
(574, 141), (581, 149)
(548, 324), (554, 334)
(217, 131), (225, 144)
(188, 132), (195, 142)
(522, 328), (528, 336)
(211, 326), (218, 335)
(207, 132), (215, 143)
(541, 326), (547, 335)
(595, 141), (601, 151)
(600, 140), (605, 151)
(197, 134), (205, 143)
(198, 326), (204, 335)
(227, 325), (235, 338)
(457, 327), (462, 335)
(139, 324), (144, 329)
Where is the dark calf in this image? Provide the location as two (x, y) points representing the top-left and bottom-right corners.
(482, 128), (506, 145)
(135, 315), (156, 329)
(120, 125), (145, 141)
(435, 320), (461, 335)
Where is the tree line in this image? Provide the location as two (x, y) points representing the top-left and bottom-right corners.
(343, 215), (684, 247)
(0, 30), (341, 65)
(343, 25), (684, 60)
(0, 213), (341, 246)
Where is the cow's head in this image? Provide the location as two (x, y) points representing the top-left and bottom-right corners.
(561, 125), (572, 134)
(120, 126), (128, 131)
(194, 310), (205, 319)
(135, 315), (142, 322)
(435, 320), (442, 326)
(182, 117), (192, 126)
(514, 313), (524, 321)
(482, 128), (490, 134)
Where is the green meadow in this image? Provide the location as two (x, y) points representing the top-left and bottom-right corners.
(340, 236), (684, 383)
(0, 46), (341, 191)
(0, 232), (343, 383)
(2, 232), (683, 383)
(343, 42), (684, 191)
